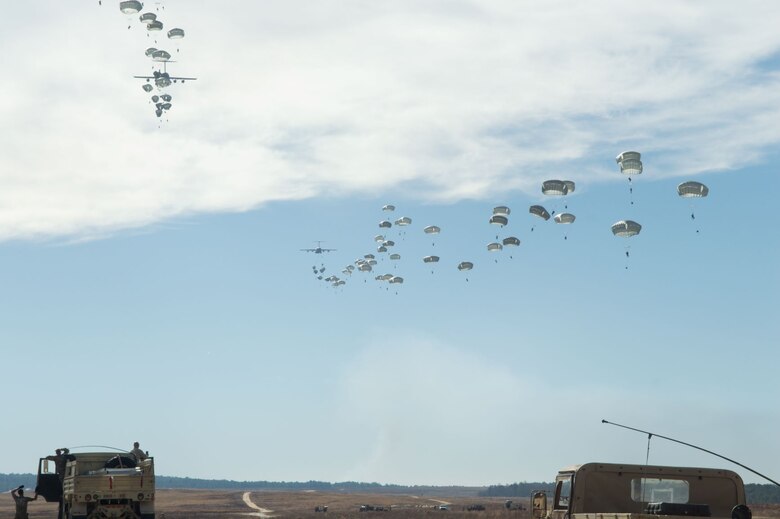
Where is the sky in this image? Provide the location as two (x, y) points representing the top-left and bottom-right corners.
(0, 1), (778, 487)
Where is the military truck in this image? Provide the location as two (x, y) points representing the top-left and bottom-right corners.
(532, 462), (752, 519)
(37, 451), (155, 519)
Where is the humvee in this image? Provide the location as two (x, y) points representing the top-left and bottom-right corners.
(37, 451), (155, 519)
(532, 462), (751, 519)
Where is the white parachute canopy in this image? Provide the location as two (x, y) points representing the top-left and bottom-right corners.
(529, 205), (550, 221)
(423, 225), (441, 235)
(457, 261), (474, 271)
(379, 220), (392, 228)
(502, 236), (520, 246)
(677, 181), (709, 198)
(167, 27), (185, 39)
(616, 151), (643, 176)
(493, 206), (511, 217)
(423, 255), (440, 263)
(489, 215), (508, 227)
(152, 50), (171, 61)
(611, 220), (642, 237)
(487, 242), (503, 252)
(139, 12), (156, 24)
(389, 253), (401, 261)
(395, 216), (412, 226)
(382, 204), (396, 212)
(119, 1), (143, 14)
(374, 235), (385, 242)
(389, 276), (404, 284)
(541, 180), (569, 196)
(554, 213), (576, 224)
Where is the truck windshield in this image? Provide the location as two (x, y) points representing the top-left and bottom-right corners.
(631, 478), (690, 503)
(554, 476), (572, 509)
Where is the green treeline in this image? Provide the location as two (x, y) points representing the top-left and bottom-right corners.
(478, 482), (555, 497)
(478, 483), (780, 504)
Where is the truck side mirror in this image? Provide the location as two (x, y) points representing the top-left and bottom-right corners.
(532, 491), (548, 519)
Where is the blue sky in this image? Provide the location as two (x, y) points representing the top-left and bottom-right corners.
(0, 1), (779, 486)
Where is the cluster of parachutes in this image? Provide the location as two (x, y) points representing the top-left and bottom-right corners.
(309, 150), (710, 289)
(115, 1), (187, 119)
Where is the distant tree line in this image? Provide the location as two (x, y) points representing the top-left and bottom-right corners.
(1, 474), (37, 491)
(478, 482), (555, 497)
(479, 482), (780, 504)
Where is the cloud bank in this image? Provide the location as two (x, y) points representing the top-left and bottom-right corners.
(2, 1), (780, 239)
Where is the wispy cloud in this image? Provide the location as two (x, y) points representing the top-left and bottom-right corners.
(2, 1), (780, 240)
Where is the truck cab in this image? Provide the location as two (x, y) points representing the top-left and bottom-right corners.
(37, 452), (155, 519)
(542, 462), (750, 519)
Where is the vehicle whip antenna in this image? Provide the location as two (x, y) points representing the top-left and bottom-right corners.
(602, 419), (780, 487)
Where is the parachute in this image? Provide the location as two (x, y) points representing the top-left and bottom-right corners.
(374, 235), (385, 243)
(616, 151), (643, 176)
(554, 213), (575, 224)
(423, 225), (440, 235)
(389, 276), (404, 284)
(379, 220), (392, 228)
(142, 83), (153, 92)
(616, 151), (642, 206)
(677, 181), (709, 232)
(147, 20), (163, 31)
(145, 47), (157, 57)
(612, 220), (642, 268)
(139, 12), (157, 24)
(493, 206), (511, 217)
(382, 204), (396, 212)
(677, 181), (709, 198)
(377, 246), (388, 253)
(487, 242), (503, 252)
(423, 255), (440, 274)
(167, 27), (185, 39)
(119, 1), (143, 14)
(489, 215), (508, 227)
(554, 212), (575, 240)
(394, 216), (412, 226)
(611, 220), (642, 237)
(541, 180), (568, 196)
(152, 50), (171, 61)
(383, 240), (395, 247)
(389, 253), (401, 261)
(502, 237), (520, 258)
(458, 261), (474, 282)
(529, 205), (550, 221)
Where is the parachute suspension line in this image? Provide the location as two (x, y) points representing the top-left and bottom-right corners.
(602, 419), (780, 487)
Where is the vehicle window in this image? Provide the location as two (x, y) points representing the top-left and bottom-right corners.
(631, 478), (689, 503)
(554, 476), (572, 509)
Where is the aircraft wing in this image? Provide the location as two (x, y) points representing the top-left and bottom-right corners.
(133, 76), (198, 80)
(321, 248), (337, 252)
(300, 248), (316, 252)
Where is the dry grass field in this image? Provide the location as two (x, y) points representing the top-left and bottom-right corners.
(2, 490), (779, 519)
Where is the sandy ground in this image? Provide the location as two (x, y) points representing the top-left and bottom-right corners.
(1, 490), (779, 519)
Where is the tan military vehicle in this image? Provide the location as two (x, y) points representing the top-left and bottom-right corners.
(532, 462), (752, 519)
(37, 451), (155, 519)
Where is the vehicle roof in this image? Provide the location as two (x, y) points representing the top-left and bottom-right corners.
(558, 462), (743, 480)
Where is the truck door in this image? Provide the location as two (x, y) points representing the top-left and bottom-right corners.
(551, 474), (572, 519)
(36, 458), (63, 503)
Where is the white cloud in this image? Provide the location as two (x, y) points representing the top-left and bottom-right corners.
(2, 1), (780, 239)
